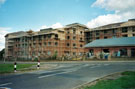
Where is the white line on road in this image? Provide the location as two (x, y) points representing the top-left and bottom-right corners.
(38, 71), (72, 79)
(104, 64), (110, 66)
(0, 83), (12, 87)
(90, 64), (95, 66)
(90, 65), (101, 68)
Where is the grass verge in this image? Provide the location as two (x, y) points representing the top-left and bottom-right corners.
(0, 63), (35, 74)
(83, 71), (135, 89)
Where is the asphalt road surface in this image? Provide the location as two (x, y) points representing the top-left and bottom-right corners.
(0, 61), (135, 89)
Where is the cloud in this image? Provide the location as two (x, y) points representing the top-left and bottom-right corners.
(51, 22), (63, 29)
(0, 0), (6, 7)
(87, 0), (135, 28)
(0, 27), (11, 51)
(37, 22), (63, 31)
(40, 25), (48, 29)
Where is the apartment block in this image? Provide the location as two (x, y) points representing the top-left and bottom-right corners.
(85, 19), (135, 43)
(5, 19), (135, 60)
(5, 23), (87, 60)
(84, 19), (135, 59)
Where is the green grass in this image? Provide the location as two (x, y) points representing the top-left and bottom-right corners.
(84, 71), (135, 89)
(0, 63), (35, 74)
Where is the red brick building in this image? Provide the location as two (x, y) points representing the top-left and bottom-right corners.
(5, 23), (87, 60)
(5, 19), (135, 60)
(85, 37), (135, 59)
(85, 19), (135, 44)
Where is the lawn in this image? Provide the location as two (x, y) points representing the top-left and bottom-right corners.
(0, 63), (35, 74)
(84, 71), (135, 89)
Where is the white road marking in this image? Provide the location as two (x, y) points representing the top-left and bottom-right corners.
(90, 64), (95, 66)
(83, 64), (90, 67)
(29, 70), (53, 74)
(0, 83), (12, 86)
(38, 71), (72, 78)
(90, 65), (101, 68)
(90, 66), (96, 68)
(97, 64), (101, 66)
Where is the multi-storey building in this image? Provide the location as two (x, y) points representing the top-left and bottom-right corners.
(5, 23), (87, 60)
(85, 19), (135, 44)
(85, 19), (135, 58)
(5, 19), (135, 60)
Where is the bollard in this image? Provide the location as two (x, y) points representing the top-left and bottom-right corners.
(14, 62), (17, 72)
(37, 60), (40, 69)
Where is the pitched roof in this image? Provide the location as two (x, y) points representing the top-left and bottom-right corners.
(92, 22), (123, 31)
(85, 37), (135, 48)
(65, 23), (87, 28)
(90, 19), (135, 31)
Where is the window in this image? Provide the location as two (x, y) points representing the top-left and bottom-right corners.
(79, 52), (83, 56)
(55, 34), (58, 38)
(132, 27), (135, 32)
(67, 43), (70, 47)
(104, 36), (108, 39)
(96, 37), (99, 39)
(67, 31), (70, 34)
(39, 43), (42, 46)
(48, 42), (51, 46)
(104, 30), (108, 34)
(38, 36), (42, 41)
(73, 29), (76, 34)
(47, 51), (51, 55)
(96, 31), (99, 35)
(73, 36), (76, 40)
(48, 35), (51, 38)
(73, 43), (76, 47)
(133, 29), (135, 32)
(44, 35), (46, 39)
(112, 29), (117, 34)
(122, 35), (128, 37)
(120, 48), (127, 56)
(80, 38), (82, 40)
(80, 31), (83, 34)
(80, 44), (83, 48)
(33, 37), (36, 41)
(44, 42), (46, 46)
(122, 27), (128, 33)
(33, 43), (36, 46)
(131, 48), (135, 57)
(103, 49), (109, 53)
(73, 52), (76, 56)
(67, 36), (70, 40)
(55, 42), (58, 46)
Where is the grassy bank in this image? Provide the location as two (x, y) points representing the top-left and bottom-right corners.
(0, 63), (35, 74)
(83, 71), (135, 89)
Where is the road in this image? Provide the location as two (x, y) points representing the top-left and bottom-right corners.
(0, 61), (135, 89)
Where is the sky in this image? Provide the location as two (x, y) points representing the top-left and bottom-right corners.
(0, 0), (135, 50)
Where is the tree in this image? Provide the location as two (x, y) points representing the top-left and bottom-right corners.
(52, 51), (57, 60)
(0, 49), (5, 60)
